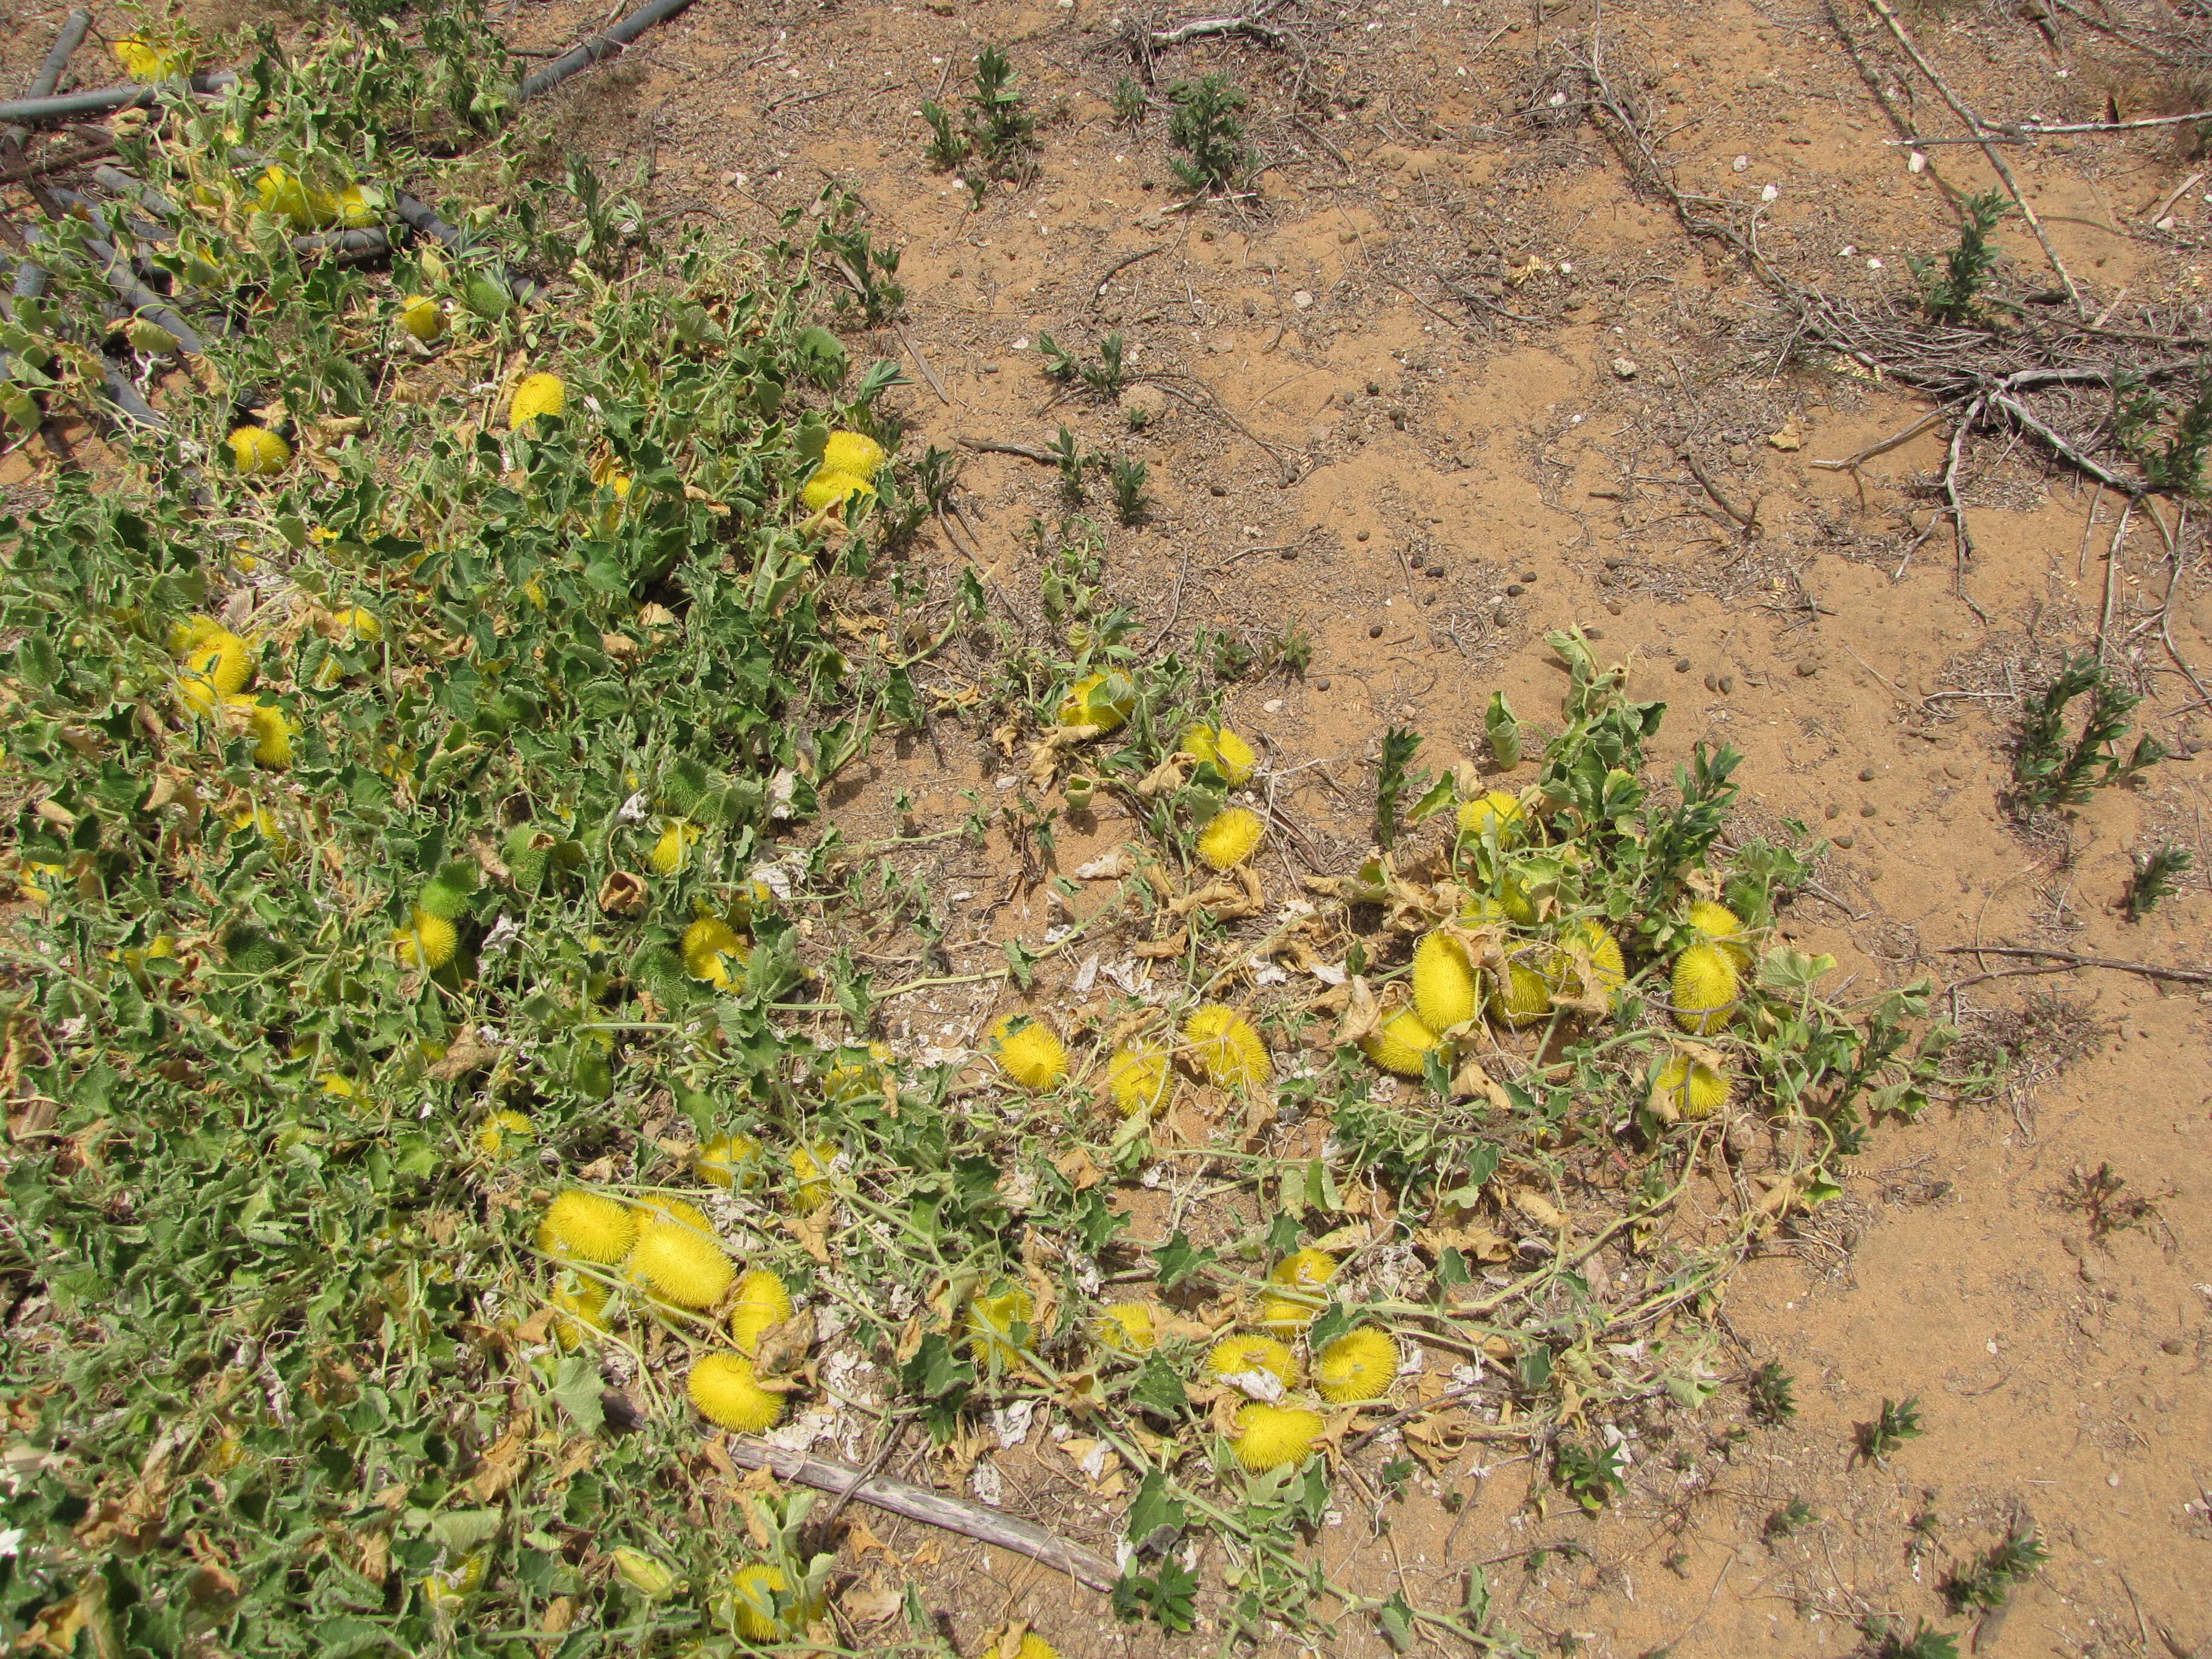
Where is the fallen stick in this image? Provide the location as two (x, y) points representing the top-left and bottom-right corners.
(1939, 943), (2212, 988)
(722, 1437), (1121, 1591)
(959, 436), (1056, 462)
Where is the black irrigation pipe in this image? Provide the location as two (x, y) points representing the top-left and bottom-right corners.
(0, 72), (239, 128)
(517, 0), (697, 102)
(25, 10), (91, 103)
(6, 0), (697, 431)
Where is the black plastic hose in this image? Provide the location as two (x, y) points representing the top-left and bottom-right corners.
(517, 0), (697, 102)
(25, 10), (91, 101)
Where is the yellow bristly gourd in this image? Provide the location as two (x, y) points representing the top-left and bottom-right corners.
(821, 430), (887, 479)
(629, 1212), (736, 1309)
(540, 1190), (637, 1264)
(1650, 1053), (1731, 1121)
(1672, 941), (1740, 1034)
(1055, 670), (1134, 734)
(1232, 1404), (1324, 1471)
(509, 372), (566, 429)
(1197, 806), (1263, 870)
(1315, 1327), (1399, 1402)
(1105, 1044), (1170, 1114)
(989, 1014), (1067, 1090)
(1093, 1301), (1156, 1355)
(1362, 1008), (1441, 1077)
(1181, 723), (1258, 783)
(1411, 931), (1478, 1032)
(1490, 959), (1553, 1027)
(1204, 1333), (1302, 1391)
(1686, 899), (1754, 970)
(1182, 1004), (1270, 1088)
(689, 1355), (785, 1434)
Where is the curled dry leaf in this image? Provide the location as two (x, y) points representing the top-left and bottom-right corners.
(595, 870), (647, 917)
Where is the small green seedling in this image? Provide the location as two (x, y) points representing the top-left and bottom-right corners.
(2123, 845), (2193, 919)
(1942, 1523), (2048, 1614)
(1911, 190), (2011, 325)
(1854, 1396), (1924, 1466)
(1765, 1498), (1816, 1540)
(2011, 652), (2167, 811)
(1167, 74), (1254, 193)
(1749, 1361), (1797, 1426)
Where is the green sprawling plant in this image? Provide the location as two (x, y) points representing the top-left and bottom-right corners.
(1166, 75), (1255, 194)
(1911, 190), (2011, 324)
(2010, 652), (2168, 810)
(920, 44), (1038, 197)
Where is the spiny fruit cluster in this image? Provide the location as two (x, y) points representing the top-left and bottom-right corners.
(1358, 794), (1760, 1124)
(533, 1186), (804, 1436)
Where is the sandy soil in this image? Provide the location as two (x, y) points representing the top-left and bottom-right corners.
(10, 0), (2211, 1651)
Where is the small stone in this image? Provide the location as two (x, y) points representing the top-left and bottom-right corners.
(1426, 563), (1445, 578)
(1262, 697), (1284, 712)
(1943, 763), (1963, 780)
(1859, 803), (1877, 817)
(1704, 672), (1719, 691)
(1356, 529), (1370, 542)
(1586, 626), (1606, 639)
(1366, 381), (1381, 396)
(1796, 659), (1820, 677)
(2161, 1336), (2188, 1355)
(1315, 677), (1332, 690)
(1612, 355), (1639, 380)
(1506, 583), (1524, 596)
(1604, 601), (1622, 615)
(1675, 658), (1692, 673)
(1292, 290), (1314, 309)
(1718, 675), (1734, 692)
(1279, 547), (1298, 560)
(1833, 833), (1854, 848)
(1210, 483), (1228, 497)
(1369, 623), (1384, 638)
(1521, 571), (1538, 582)
(1858, 766), (1876, 782)
(1824, 803), (1841, 820)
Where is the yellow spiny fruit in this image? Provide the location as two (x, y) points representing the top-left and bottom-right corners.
(982, 1633), (1061, 1659)
(177, 631), (252, 715)
(1411, 931), (1479, 1032)
(650, 821), (702, 874)
(395, 908), (458, 970)
(541, 1190), (637, 1264)
(550, 1275), (609, 1349)
(1547, 920), (1626, 1000)
(1362, 1008), (1440, 1077)
(224, 695), (293, 768)
(1686, 899), (1753, 970)
(680, 916), (749, 986)
(254, 166), (338, 228)
(1270, 1248), (1339, 1293)
(18, 862), (65, 903)
(336, 186), (378, 228)
(1105, 1044), (1170, 1115)
(421, 1551), (486, 1610)
(398, 295), (446, 341)
(630, 1213), (736, 1309)
(821, 429), (887, 479)
(230, 806), (289, 858)
(800, 469), (873, 512)
(1182, 1004), (1270, 1088)
(1490, 959), (1553, 1027)
(1055, 670), (1134, 734)
(1196, 806), (1263, 870)
(1204, 1333), (1302, 1390)
(1231, 1403), (1324, 1472)
(1093, 1302), (1156, 1355)
(989, 1014), (1067, 1090)
(472, 1109), (532, 1156)
(1456, 789), (1523, 842)
(728, 1561), (823, 1642)
(689, 1355), (784, 1435)
(696, 1131), (765, 1190)
(634, 1195), (713, 1233)
(728, 1269), (794, 1351)
(228, 426), (292, 476)
(1672, 942), (1739, 1034)
(790, 1140), (839, 1212)
(1314, 1327), (1399, 1403)
(824, 1041), (896, 1105)
(1650, 1053), (1731, 1121)
(509, 372), (567, 429)
(329, 606), (382, 643)
(113, 38), (189, 80)
(1181, 723), (1257, 783)
(167, 614), (225, 656)
(966, 1286), (1034, 1368)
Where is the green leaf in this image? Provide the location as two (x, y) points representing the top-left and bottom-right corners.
(1130, 1353), (1188, 1417)
(1758, 947), (1838, 992)
(430, 1507), (504, 1554)
(549, 1356), (605, 1435)
(1151, 1228), (1218, 1290)
(1377, 1590), (1416, 1651)
(1123, 1469), (1186, 1543)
